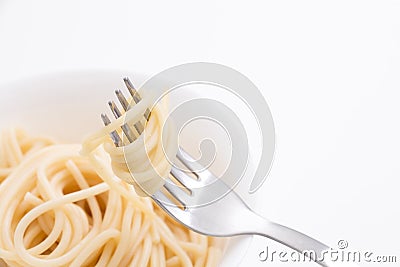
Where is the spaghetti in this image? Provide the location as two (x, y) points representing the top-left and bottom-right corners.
(0, 129), (223, 267)
(81, 89), (178, 197)
(0, 128), (53, 183)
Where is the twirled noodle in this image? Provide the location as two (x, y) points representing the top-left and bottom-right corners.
(82, 93), (178, 197)
(0, 129), (224, 267)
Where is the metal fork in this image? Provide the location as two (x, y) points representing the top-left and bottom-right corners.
(103, 78), (356, 267)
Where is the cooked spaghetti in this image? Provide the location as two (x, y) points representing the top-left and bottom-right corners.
(0, 129), (223, 267)
(0, 128), (53, 183)
(81, 90), (178, 197)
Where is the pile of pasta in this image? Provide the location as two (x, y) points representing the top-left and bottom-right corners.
(0, 128), (53, 183)
(0, 129), (224, 267)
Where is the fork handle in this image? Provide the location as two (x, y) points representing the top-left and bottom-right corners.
(253, 214), (359, 267)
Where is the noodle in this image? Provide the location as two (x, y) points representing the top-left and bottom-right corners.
(81, 92), (178, 197)
(0, 129), (224, 266)
(0, 128), (53, 183)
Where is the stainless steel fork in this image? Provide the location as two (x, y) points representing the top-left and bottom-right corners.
(102, 78), (357, 267)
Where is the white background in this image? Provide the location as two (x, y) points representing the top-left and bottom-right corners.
(1, 1), (399, 266)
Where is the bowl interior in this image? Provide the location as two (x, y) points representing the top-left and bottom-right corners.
(0, 70), (254, 266)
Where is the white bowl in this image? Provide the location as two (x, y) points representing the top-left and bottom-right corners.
(0, 70), (253, 266)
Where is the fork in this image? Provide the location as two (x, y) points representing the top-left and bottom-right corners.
(102, 78), (356, 267)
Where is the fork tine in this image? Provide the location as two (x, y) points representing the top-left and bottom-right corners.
(108, 101), (136, 143)
(108, 100), (123, 117)
(123, 77), (141, 103)
(101, 113), (123, 147)
(115, 90), (130, 111)
(123, 77), (151, 121)
(102, 77), (151, 148)
(114, 89), (145, 136)
(133, 121), (144, 134)
(177, 148), (219, 185)
(152, 190), (188, 216)
(177, 148), (205, 174)
(115, 85), (147, 135)
(144, 108), (151, 121)
(170, 165), (199, 189)
(152, 190), (173, 205)
(163, 179), (191, 206)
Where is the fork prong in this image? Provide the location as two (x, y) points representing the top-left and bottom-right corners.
(122, 78), (150, 129)
(115, 88), (146, 135)
(101, 113), (111, 125)
(177, 148), (219, 184)
(170, 165), (199, 190)
(144, 108), (151, 121)
(163, 179), (191, 205)
(108, 101), (136, 143)
(122, 125), (136, 143)
(123, 77), (151, 121)
(176, 148), (202, 176)
(102, 78), (152, 147)
(134, 121), (144, 134)
(108, 101), (122, 118)
(123, 77), (141, 103)
(152, 190), (188, 215)
(115, 90), (130, 111)
(101, 113), (123, 147)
